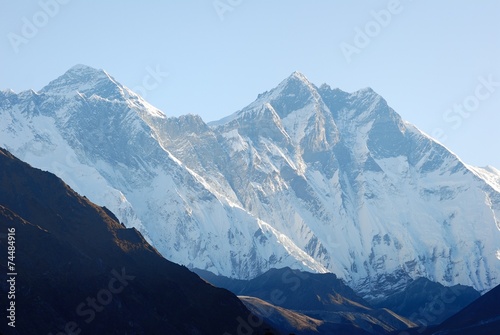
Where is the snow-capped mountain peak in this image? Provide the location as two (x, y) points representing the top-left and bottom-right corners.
(40, 64), (124, 100)
(1, 65), (499, 300)
(288, 70), (315, 88)
(213, 71), (322, 127)
(257, 71), (322, 119)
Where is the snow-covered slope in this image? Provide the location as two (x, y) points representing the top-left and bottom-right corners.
(1, 65), (499, 299)
(0, 65), (326, 279)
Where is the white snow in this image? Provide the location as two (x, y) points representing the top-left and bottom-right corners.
(2, 66), (499, 297)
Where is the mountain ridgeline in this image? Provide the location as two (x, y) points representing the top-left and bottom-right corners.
(1, 65), (499, 300)
(194, 267), (481, 332)
(0, 148), (276, 335)
(194, 267), (417, 334)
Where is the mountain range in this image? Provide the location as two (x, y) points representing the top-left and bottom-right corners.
(194, 267), (480, 330)
(0, 141), (496, 335)
(194, 267), (417, 334)
(0, 147), (276, 335)
(1, 64), (499, 301)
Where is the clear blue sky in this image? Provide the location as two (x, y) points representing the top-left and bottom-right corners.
(1, 1), (499, 168)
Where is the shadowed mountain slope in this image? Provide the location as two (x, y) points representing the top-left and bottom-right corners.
(372, 277), (480, 326)
(395, 284), (500, 335)
(195, 267), (416, 334)
(0, 147), (276, 335)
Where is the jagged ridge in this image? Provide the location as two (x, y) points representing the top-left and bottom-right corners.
(1, 66), (499, 299)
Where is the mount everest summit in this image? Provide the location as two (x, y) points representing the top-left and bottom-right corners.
(1, 65), (499, 299)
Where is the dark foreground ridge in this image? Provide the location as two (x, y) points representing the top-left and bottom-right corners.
(0, 147), (276, 335)
(399, 283), (500, 335)
(372, 277), (480, 325)
(195, 267), (416, 334)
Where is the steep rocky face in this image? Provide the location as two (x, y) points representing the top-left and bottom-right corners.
(0, 147), (276, 335)
(1, 65), (499, 299)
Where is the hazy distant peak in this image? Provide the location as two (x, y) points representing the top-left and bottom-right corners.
(0, 88), (16, 95)
(40, 64), (123, 100)
(357, 87), (376, 94)
(210, 71), (319, 126)
(68, 63), (105, 75)
(60, 64), (111, 85)
(289, 70), (310, 82)
(280, 70), (316, 91)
